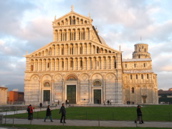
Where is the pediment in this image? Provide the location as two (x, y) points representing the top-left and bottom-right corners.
(53, 11), (92, 26)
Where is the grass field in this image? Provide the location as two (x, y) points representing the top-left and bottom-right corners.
(2, 124), (172, 129)
(6, 105), (172, 121)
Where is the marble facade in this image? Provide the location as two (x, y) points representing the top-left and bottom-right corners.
(24, 10), (158, 105)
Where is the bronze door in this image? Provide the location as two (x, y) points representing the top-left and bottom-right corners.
(67, 85), (76, 104)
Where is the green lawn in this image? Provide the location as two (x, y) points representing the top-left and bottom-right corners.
(2, 124), (172, 129)
(6, 105), (172, 121)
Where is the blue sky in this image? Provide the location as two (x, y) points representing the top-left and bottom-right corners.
(0, 0), (172, 91)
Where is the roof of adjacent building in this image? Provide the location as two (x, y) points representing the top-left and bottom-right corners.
(123, 58), (152, 62)
(158, 89), (172, 95)
(0, 86), (8, 89)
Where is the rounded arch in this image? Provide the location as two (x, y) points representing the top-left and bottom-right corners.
(79, 73), (89, 81)
(105, 73), (117, 80)
(54, 73), (63, 81)
(91, 73), (103, 80)
(30, 74), (40, 81)
(42, 74), (52, 80)
(65, 73), (78, 81)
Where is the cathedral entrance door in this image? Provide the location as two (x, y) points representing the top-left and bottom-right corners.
(94, 89), (101, 104)
(43, 90), (50, 103)
(142, 95), (147, 103)
(67, 85), (76, 104)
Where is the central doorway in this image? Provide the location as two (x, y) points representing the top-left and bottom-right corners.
(67, 85), (76, 104)
(94, 89), (101, 104)
(43, 90), (50, 103)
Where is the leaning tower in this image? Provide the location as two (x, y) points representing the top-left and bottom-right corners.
(132, 43), (151, 59)
(122, 43), (158, 104)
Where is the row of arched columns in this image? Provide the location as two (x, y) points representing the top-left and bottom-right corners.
(53, 28), (91, 41)
(30, 56), (117, 72)
(34, 43), (115, 57)
(123, 74), (155, 84)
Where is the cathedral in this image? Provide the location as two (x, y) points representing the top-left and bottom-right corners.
(24, 9), (158, 105)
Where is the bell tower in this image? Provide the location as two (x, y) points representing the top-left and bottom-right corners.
(132, 43), (151, 59)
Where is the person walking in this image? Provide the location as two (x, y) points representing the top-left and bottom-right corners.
(135, 105), (143, 124)
(59, 103), (66, 123)
(107, 100), (110, 105)
(27, 104), (33, 120)
(44, 105), (53, 122)
(40, 103), (42, 108)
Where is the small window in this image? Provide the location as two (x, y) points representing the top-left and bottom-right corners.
(114, 60), (117, 68)
(147, 74), (149, 79)
(134, 64), (137, 67)
(132, 87), (134, 93)
(80, 46), (83, 54)
(80, 60), (83, 68)
(61, 48), (64, 55)
(144, 63), (146, 67)
(97, 48), (99, 53)
(62, 61), (64, 68)
(70, 60), (73, 68)
(31, 65), (34, 71)
(141, 74), (144, 79)
(130, 75), (132, 79)
(125, 64), (127, 68)
(136, 74), (138, 79)
(47, 63), (50, 68)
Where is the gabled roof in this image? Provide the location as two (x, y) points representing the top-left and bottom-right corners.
(53, 11), (92, 24)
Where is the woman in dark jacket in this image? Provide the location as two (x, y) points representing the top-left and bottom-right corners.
(135, 105), (143, 124)
(44, 105), (53, 122)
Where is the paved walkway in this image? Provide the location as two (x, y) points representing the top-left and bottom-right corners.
(0, 106), (172, 128)
(1, 118), (172, 128)
(0, 107), (59, 116)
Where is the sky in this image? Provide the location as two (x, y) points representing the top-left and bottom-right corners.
(0, 0), (172, 91)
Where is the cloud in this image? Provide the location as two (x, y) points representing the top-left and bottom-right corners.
(157, 71), (172, 90)
(0, 0), (36, 37)
(0, 55), (25, 91)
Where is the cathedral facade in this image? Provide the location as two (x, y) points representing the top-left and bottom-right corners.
(24, 10), (158, 105)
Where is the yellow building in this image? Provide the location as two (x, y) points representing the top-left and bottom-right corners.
(24, 10), (158, 105)
(0, 86), (8, 105)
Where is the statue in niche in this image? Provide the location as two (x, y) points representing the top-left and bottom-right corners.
(44, 82), (50, 87)
(67, 76), (77, 81)
(93, 80), (101, 86)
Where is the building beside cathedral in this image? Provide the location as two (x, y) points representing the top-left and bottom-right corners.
(24, 9), (158, 105)
(0, 86), (8, 105)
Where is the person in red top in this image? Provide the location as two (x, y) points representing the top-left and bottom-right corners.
(27, 104), (34, 120)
